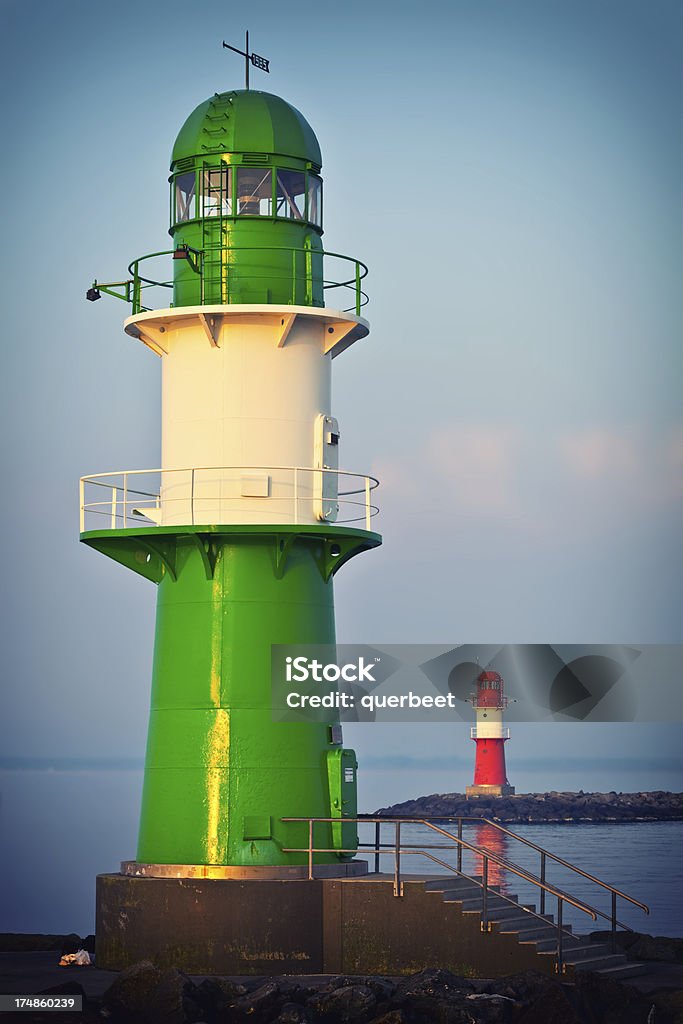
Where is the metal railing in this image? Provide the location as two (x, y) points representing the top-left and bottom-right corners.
(470, 727), (511, 739)
(281, 814), (649, 974)
(90, 245), (369, 316)
(79, 465), (380, 533)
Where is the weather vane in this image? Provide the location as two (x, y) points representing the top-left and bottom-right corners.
(222, 32), (270, 90)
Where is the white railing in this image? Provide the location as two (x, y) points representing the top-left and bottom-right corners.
(79, 465), (380, 533)
(470, 727), (511, 740)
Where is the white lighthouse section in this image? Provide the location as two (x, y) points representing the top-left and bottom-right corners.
(123, 304), (369, 527)
(472, 707), (508, 739)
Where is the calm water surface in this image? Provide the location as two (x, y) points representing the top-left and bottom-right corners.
(1, 771), (680, 938)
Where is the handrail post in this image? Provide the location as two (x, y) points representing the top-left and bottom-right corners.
(293, 467), (298, 523)
(394, 821), (403, 896)
(374, 821), (381, 874)
(481, 855), (489, 931)
(111, 487), (117, 528)
(355, 261), (361, 316)
(557, 898), (564, 973)
(305, 245), (312, 306)
(611, 891), (617, 953)
(123, 473), (128, 528)
(79, 478), (85, 533)
(191, 468), (195, 526)
(308, 819), (314, 881)
(540, 852), (546, 915)
(365, 476), (371, 530)
(132, 262), (141, 314)
(457, 818), (463, 873)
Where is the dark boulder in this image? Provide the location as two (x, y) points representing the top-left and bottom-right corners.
(102, 959), (162, 1018)
(275, 1003), (317, 1024)
(629, 934), (683, 963)
(193, 975), (248, 1015)
(231, 979), (282, 1019)
(464, 992), (517, 1023)
(143, 967), (192, 1024)
(573, 971), (655, 1024)
(515, 984), (582, 1024)
(308, 983), (377, 1022)
(367, 1013), (408, 1024)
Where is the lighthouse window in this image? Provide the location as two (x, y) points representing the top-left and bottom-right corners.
(175, 172), (196, 222)
(276, 170), (306, 220)
(237, 168), (273, 215)
(201, 167), (232, 217)
(308, 174), (322, 227)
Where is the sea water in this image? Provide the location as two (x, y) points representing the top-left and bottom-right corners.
(0, 769), (680, 939)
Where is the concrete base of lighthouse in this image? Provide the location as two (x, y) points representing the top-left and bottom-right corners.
(95, 872), (556, 977)
(466, 784), (516, 798)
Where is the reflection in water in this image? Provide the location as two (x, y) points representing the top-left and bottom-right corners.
(468, 823), (510, 894)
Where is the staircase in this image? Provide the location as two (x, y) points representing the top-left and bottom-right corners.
(425, 874), (646, 980)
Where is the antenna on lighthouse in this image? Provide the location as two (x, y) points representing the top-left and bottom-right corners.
(223, 32), (271, 90)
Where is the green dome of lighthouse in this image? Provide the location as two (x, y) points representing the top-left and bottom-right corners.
(171, 90), (322, 169)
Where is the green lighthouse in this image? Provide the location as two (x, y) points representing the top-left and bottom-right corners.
(83, 81), (380, 878)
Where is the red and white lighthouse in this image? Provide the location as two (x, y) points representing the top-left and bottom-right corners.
(466, 671), (515, 798)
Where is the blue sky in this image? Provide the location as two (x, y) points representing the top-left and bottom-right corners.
(1, 0), (682, 818)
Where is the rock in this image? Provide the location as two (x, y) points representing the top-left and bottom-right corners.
(82, 934), (96, 953)
(652, 988), (683, 1024)
(193, 976), (248, 1014)
(375, 791), (683, 823)
(465, 992), (517, 1023)
(37, 981), (87, 999)
(279, 982), (317, 1006)
(367, 1013), (407, 1024)
(516, 984), (581, 1024)
(396, 967), (476, 998)
(102, 959), (162, 1018)
(360, 977), (396, 1002)
(231, 979), (282, 1019)
(573, 971), (653, 1024)
(308, 983), (377, 1022)
(275, 1003), (316, 1024)
(392, 970), (477, 1024)
(196, 976), (247, 1000)
(485, 971), (554, 1005)
(629, 934), (683, 963)
(144, 968), (190, 1024)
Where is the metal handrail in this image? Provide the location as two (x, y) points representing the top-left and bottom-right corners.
(421, 820), (631, 933)
(281, 814), (649, 973)
(476, 817), (650, 913)
(80, 465), (380, 532)
(120, 245), (369, 315)
(365, 814), (650, 915)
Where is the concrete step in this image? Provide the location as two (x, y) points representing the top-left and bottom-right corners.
(442, 894), (516, 912)
(437, 884), (503, 900)
(496, 915), (568, 938)
(485, 904), (538, 923)
(425, 876), (485, 892)
(561, 942), (612, 962)
(563, 953), (631, 972)
(585, 962), (648, 980)
(498, 924), (563, 944)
